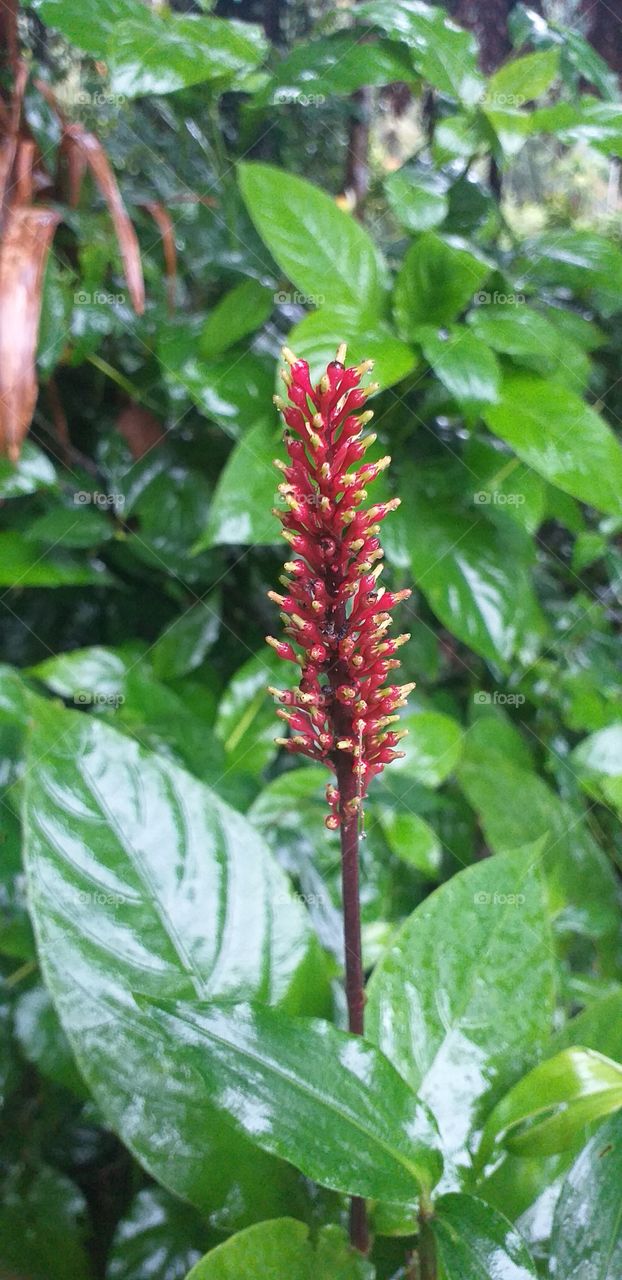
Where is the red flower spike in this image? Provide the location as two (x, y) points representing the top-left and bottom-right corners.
(267, 345), (413, 824)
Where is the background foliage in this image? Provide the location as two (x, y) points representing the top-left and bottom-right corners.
(2, 0), (622, 1276)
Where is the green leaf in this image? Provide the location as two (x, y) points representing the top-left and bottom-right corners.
(23, 703), (324, 1227)
(0, 532), (110, 587)
(107, 14), (267, 98)
(431, 1193), (538, 1279)
(463, 439), (546, 534)
(107, 1187), (211, 1280)
(376, 808), (442, 877)
(394, 234), (490, 338)
(384, 170), (449, 232)
(419, 324), (501, 413)
(0, 1165), (92, 1280)
(466, 303), (561, 361)
(196, 419), (279, 550)
(24, 504), (114, 549)
(483, 372), (622, 516)
(517, 230), (622, 316)
(458, 726), (620, 941)
(200, 280), (274, 359)
(366, 848), (555, 1176)
(0, 442), (57, 499)
(143, 998), (443, 1203)
(265, 32), (418, 103)
(478, 1048), (622, 1163)
(186, 1218), (374, 1280)
(14, 985), (86, 1097)
(151, 597), (221, 681)
(391, 710), (463, 787)
(403, 488), (543, 664)
(358, 1), (483, 105)
(284, 311), (416, 390)
(238, 163), (385, 324)
(550, 1111), (622, 1280)
(487, 49), (560, 105)
(571, 724), (622, 813)
(215, 649), (283, 777)
(32, 0), (135, 54)
(159, 323), (273, 438)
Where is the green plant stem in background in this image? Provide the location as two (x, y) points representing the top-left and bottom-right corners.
(335, 750), (369, 1254)
(418, 1198), (436, 1280)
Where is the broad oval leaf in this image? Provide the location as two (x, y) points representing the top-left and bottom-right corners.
(419, 324), (501, 414)
(484, 371), (622, 516)
(284, 311), (417, 391)
(550, 1111), (622, 1280)
(143, 998), (443, 1203)
(366, 848), (556, 1180)
(431, 1192), (538, 1279)
(477, 1047), (622, 1163)
(23, 702), (325, 1227)
(391, 710), (463, 788)
(238, 163), (385, 324)
(393, 233), (490, 337)
(186, 1218), (374, 1280)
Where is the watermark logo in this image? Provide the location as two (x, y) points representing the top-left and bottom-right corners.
(74, 290), (126, 306)
(274, 289), (326, 307)
(474, 490), (525, 507)
(274, 889), (327, 908)
(72, 90), (127, 108)
(273, 90), (326, 106)
(73, 491), (125, 509)
(474, 891), (526, 906)
(475, 290), (526, 306)
(482, 92), (526, 108)
(75, 890), (127, 906)
(73, 691), (126, 708)
(474, 690), (525, 707)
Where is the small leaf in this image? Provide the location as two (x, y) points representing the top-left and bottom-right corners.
(394, 233), (490, 338)
(186, 1218), (374, 1279)
(478, 1047), (622, 1164)
(197, 420), (279, 550)
(419, 324), (500, 413)
(487, 49), (560, 105)
(550, 1111), (622, 1280)
(200, 279), (274, 359)
(391, 710), (463, 787)
(144, 998), (443, 1203)
(385, 169), (449, 232)
(431, 1193), (538, 1279)
(152, 596), (221, 680)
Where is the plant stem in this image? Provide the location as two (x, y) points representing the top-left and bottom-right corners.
(418, 1197), (436, 1280)
(336, 752), (369, 1254)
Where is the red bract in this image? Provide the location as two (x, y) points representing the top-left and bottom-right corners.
(267, 344), (414, 828)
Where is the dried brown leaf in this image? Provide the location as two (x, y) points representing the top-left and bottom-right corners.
(141, 201), (177, 311)
(116, 403), (165, 460)
(0, 205), (61, 461)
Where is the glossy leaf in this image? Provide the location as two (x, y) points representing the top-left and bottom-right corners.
(571, 724), (622, 812)
(384, 169), (449, 232)
(478, 1048), (622, 1162)
(23, 703), (324, 1227)
(143, 998), (443, 1202)
(487, 49), (560, 104)
(200, 280), (274, 359)
(402, 489), (543, 665)
(238, 163), (385, 324)
(458, 731), (620, 941)
(394, 233), (490, 337)
(196, 419), (280, 549)
(108, 14), (268, 98)
(391, 710), (463, 787)
(366, 848), (555, 1177)
(431, 1192), (538, 1279)
(484, 371), (622, 516)
(0, 531), (110, 587)
(376, 808), (442, 877)
(107, 1187), (211, 1280)
(466, 303), (561, 361)
(265, 32), (418, 103)
(186, 1218), (374, 1280)
(151, 597), (221, 680)
(550, 1111), (622, 1280)
(419, 324), (501, 413)
(0, 441), (57, 498)
(358, 0), (483, 105)
(215, 649), (284, 777)
(284, 311), (416, 390)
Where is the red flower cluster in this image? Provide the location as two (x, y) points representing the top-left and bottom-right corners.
(267, 344), (414, 829)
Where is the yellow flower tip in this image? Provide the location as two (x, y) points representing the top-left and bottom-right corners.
(267, 685), (284, 700)
(308, 431), (322, 450)
(400, 681), (417, 697)
(312, 412), (323, 430)
(362, 382), (380, 400)
(273, 457), (287, 472)
(282, 346), (298, 366)
(358, 416), (375, 432)
(267, 590), (285, 606)
(319, 374), (330, 393)
(274, 736), (290, 747)
(273, 394), (286, 410)
(377, 455), (391, 471)
(336, 342), (348, 364)
(355, 359), (374, 376)
(280, 367), (292, 387)
(336, 738), (354, 751)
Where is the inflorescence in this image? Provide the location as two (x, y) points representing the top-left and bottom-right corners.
(267, 344), (413, 829)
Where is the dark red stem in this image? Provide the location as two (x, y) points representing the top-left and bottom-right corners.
(336, 751), (369, 1253)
